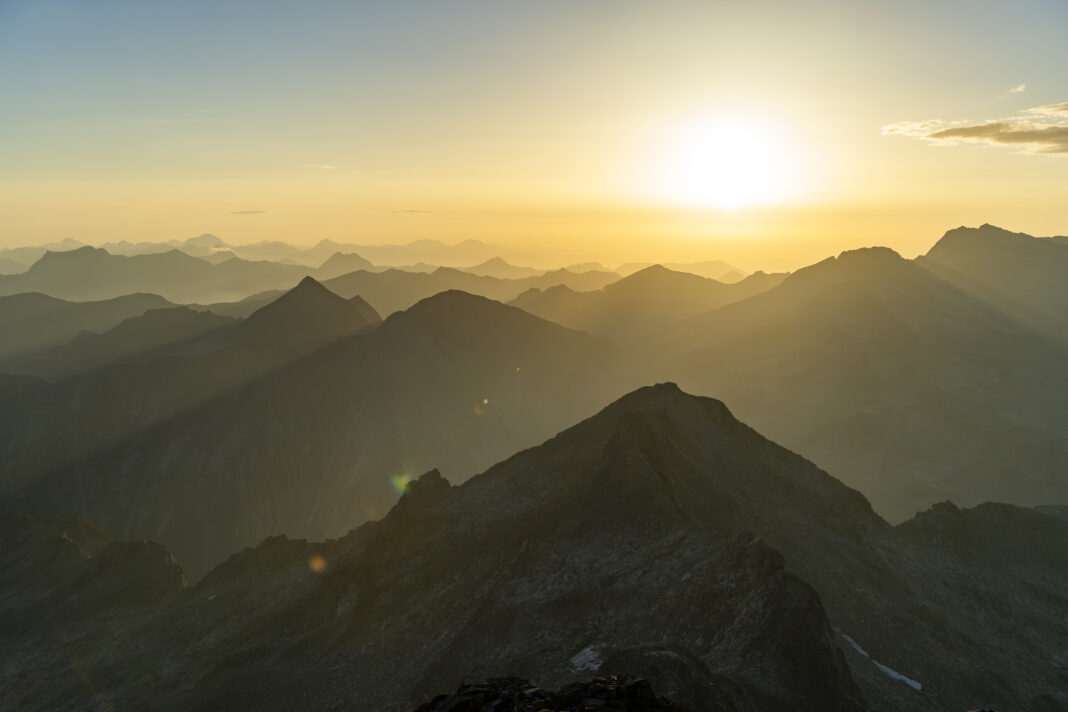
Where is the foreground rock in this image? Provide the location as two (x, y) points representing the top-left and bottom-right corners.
(412, 676), (683, 712)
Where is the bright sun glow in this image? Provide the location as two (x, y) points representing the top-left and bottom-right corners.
(647, 115), (802, 211)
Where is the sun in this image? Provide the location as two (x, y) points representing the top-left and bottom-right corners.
(646, 115), (800, 211)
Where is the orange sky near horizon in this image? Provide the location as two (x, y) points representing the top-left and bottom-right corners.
(1, 0), (1066, 271)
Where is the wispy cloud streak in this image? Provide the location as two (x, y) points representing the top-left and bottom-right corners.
(882, 101), (1068, 154)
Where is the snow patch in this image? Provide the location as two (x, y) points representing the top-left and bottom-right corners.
(840, 633), (922, 691)
(873, 661), (923, 691)
(841, 634), (869, 658)
(569, 645), (603, 672)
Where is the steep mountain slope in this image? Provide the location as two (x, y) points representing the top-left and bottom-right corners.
(660, 246), (1068, 521)
(0, 291), (626, 578)
(918, 223), (1068, 341)
(2, 385), (1064, 712)
(0, 247), (313, 302)
(0, 307), (237, 380)
(510, 266), (786, 341)
(0, 291), (174, 360)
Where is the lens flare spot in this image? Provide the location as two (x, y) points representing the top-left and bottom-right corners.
(482, 398), (489, 405)
(308, 554), (328, 573)
(391, 474), (412, 494)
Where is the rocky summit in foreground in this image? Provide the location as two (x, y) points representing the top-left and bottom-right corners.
(0, 384), (1064, 712)
(412, 676), (683, 712)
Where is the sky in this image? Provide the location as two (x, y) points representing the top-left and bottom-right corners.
(1, 0), (1066, 270)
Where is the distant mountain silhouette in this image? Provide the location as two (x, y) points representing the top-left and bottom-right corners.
(200, 249), (239, 265)
(918, 223), (1068, 341)
(319, 266), (620, 316)
(237, 276), (381, 348)
(2, 384), (1063, 711)
(0, 237), (85, 268)
(0, 247), (315, 303)
(0, 306), (236, 380)
(0, 290), (623, 578)
(316, 251), (374, 279)
(510, 265), (786, 341)
(616, 259), (745, 282)
(461, 256), (545, 279)
(0, 291), (174, 360)
(659, 246), (1068, 520)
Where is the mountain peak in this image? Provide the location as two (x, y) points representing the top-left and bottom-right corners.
(240, 276), (380, 346)
(835, 245), (905, 264)
(602, 381), (690, 411)
(929, 223), (1032, 254)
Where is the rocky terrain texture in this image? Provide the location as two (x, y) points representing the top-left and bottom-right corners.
(1, 385), (1064, 712)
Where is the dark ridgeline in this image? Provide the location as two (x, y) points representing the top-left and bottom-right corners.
(1, 385), (1065, 712)
(0, 291), (175, 359)
(0, 306), (237, 380)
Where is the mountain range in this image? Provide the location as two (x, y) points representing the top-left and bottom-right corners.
(658, 243), (1068, 521)
(0, 291), (175, 360)
(0, 283), (624, 578)
(0, 243), (624, 312)
(510, 265), (786, 342)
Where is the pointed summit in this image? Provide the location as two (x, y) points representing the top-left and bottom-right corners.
(240, 276), (381, 347)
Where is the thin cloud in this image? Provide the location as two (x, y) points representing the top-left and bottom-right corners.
(1028, 102), (1068, 117)
(303, 164), (336, 170)
(882, 100), (1068, 154)
(1009, 83), (1027, 93)
(392, 209), (432, 214)
(229, 210), (267, 215)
